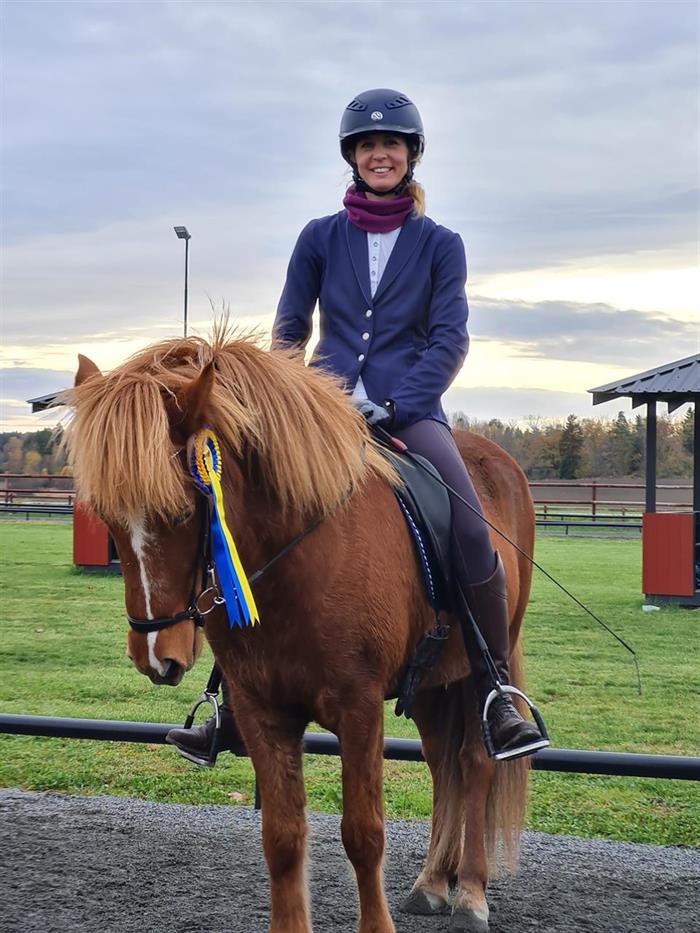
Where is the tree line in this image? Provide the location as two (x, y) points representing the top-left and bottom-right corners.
(452, 409), (694, 479)
(0, 409), (695, 480)
(0, 429), (69, 476)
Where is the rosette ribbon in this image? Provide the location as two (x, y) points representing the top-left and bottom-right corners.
(189, 429), (260, 629)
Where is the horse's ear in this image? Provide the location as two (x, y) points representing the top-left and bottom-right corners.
(75, 354), (102, 386)
(167, 362), (215, 442)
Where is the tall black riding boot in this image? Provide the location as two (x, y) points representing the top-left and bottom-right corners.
(166, 677), (245, 767)
(456, 553), (549, 760)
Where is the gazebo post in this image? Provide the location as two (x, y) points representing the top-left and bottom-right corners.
(645, 400), (657, 514)
(589, 355), (698, 606)
(694, 400), (699, 514)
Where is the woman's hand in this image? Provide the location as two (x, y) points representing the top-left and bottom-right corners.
(354, 399), (394, 428)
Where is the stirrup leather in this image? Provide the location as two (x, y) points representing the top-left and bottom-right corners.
(175, 688), (222, 768)
(482, 684), (550, 762)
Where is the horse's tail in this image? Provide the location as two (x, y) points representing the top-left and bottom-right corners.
(485, 638), (530, 875)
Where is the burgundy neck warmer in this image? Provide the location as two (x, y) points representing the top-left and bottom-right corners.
(343, 187), (414, 233)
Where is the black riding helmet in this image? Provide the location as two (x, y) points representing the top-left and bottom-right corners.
(339, 88), (425, 197)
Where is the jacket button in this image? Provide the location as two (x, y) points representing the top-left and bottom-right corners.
(365, 309), (373, 317)
(358, 353), (365, 362)
(362, 332), (370, 340)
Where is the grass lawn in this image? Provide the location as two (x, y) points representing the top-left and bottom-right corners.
(1, 522), (698, 846)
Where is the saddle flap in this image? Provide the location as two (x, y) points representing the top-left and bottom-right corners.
(377, 440), (452, 612)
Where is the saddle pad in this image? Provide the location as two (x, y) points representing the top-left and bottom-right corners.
(376, 439), (452, 613)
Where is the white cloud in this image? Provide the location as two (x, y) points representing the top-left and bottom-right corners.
(468, 297), (696, 363)
(1, 0), (697, 428)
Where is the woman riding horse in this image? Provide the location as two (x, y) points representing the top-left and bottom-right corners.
(168, 87), (548, 764)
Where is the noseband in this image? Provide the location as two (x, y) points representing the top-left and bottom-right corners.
(127, 497), (223, 634)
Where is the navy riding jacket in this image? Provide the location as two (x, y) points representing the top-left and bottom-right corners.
(273, 210), (469, 430)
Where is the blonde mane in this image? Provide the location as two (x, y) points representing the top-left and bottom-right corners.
(62, 328), (396, 523)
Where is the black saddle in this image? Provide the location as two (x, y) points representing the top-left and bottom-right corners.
(375, 435), (452, 613)
(374, 433), (454, 717)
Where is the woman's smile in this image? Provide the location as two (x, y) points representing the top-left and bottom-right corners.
(354, 133), (409, 197)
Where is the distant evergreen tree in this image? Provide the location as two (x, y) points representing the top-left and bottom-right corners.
(558, 414), (584, 478)
(605, 411), (635, 476)
(681, 408), (695, 455)
(631, 415), (645, 475)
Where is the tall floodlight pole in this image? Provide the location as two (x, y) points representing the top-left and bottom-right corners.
(173, 226), (191, 336)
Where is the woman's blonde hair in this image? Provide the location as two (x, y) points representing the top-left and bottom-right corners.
(406, 179), (425, 216)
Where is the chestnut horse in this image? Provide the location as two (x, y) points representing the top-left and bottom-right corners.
(64, 331), (533, 933)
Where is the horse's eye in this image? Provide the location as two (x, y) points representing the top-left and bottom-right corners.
(172, 509), (195, 528)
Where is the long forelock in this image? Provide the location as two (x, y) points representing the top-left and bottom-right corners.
(64, 372), (189, 524)
(63, 330), (395, 523)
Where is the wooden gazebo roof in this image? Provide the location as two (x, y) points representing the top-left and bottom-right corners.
(588, 353), (700, 413)
(588, 352), (699, 522)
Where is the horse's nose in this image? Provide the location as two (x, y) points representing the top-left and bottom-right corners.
(149, 658), (186, 686)
(162, 658), (186, 686)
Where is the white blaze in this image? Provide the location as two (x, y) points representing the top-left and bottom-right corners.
(129, 515), (168, 677)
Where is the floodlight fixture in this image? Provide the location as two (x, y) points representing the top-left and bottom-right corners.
(173, 226), (192, 335)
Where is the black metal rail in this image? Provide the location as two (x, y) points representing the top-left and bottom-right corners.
(0, 504), (72, 518)
(536, 512), (642, 521)
(536, 520), (641, 534)
(2, 714), (698, 781)
(0, 509), (642, 536)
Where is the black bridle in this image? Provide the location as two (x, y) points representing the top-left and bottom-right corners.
(127, 497), (220, 634)
(126, 492), (332, 635)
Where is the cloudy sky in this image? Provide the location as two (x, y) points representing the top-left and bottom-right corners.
(1, 0), (698, 431)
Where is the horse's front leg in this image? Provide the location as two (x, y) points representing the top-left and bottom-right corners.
(234, 694), (310, 933)
(337, 696), (395, 933)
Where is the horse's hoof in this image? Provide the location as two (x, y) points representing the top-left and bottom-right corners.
(449, 906), (489, 933)
(399, 887), (449, 915)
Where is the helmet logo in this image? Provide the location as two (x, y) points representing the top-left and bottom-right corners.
(370, 111), (383, 121)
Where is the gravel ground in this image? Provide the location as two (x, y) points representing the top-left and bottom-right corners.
(2, 789), (698, 933)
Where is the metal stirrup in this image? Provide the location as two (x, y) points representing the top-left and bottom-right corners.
(481, 684), (550, 762)
(177, 664), (222, 768)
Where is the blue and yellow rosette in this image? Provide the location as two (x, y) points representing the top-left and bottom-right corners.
(189, 429), (259, 629)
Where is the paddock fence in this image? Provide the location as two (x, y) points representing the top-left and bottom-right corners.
(0, 503), (73, 519)
(0, 476), (74, 519)
(2, 713), (699, 782)
(531, 480), (693, 534)
(1, 478), (693, 534)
